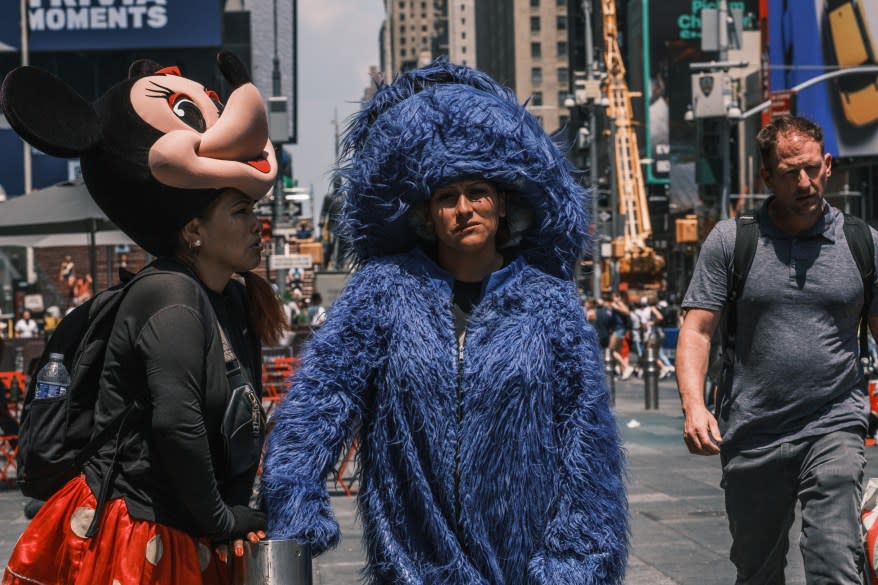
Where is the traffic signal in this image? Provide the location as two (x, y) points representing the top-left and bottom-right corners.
(260, 219), (272, 242)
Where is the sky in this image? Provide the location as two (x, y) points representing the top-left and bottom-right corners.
(290, 0), (385, 219)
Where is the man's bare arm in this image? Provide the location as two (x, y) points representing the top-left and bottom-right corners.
(676, 308), (723, 455)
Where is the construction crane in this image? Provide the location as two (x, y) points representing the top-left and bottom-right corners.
(600, 0), (665, 290)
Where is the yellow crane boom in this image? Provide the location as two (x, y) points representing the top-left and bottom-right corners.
(601, 0), (664, 288)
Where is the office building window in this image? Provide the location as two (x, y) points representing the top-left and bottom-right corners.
(400, 13), (406, 20)
(557, 41), (568, 57)
(462, 31), (467, 39)
(461, 3), (465, 9)
(558, 91), (570, 106)
(400, 1), (405, 7)
(401, 36), (406, 44)
(530, 0), (539, 6)
(530, 16), (540, 31)
(557, 15), (567, 30)
(558, 67), (569, 83)
(462, 46), (467, 53)
(531, 67), (543, 84)
(531, 42), (542, 58)
(532, 91), (544, 106)
(557, 0), (566, 5)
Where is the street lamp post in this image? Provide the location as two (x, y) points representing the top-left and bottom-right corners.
(583, 0), (602, 299)
(20, 0), (30, 195)
(271, 0), (287, 295)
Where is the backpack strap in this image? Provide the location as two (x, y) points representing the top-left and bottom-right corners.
(842, 214), (875, 362)
(727, 211), (760, 343)
(711, 211), (760, 413)
(73, 268), (158, 537)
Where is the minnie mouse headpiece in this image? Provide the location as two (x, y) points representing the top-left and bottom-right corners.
(1, 52), (277, 257)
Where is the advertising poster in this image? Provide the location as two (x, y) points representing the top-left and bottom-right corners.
(630, 0), (757, 208)
(0, 1), (221, 51)
(769, 0), (878, 158)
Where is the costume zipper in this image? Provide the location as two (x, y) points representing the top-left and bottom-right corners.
(454, 318), (466, 531)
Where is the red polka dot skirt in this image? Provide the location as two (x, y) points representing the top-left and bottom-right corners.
(3, 476), (242, 585)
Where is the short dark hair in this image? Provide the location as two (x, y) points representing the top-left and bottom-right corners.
(756, 115), (824, 170)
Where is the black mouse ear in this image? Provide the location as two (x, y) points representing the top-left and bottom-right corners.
(128, 59), (161, 79)
(217, 51), (252, 88)
(1, 66), (101, 157)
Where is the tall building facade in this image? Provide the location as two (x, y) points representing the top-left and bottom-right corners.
(382, 0), (449, 81)
(474, 0), (573, 134)
(381, 0), (577, 134)
(448, 0), (477, 67)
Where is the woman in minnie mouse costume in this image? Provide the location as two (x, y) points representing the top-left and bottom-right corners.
(261, 60), (628, 585)
(1, 53), (285, 585)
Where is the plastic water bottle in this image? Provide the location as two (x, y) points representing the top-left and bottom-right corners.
(35, 353), (70, 400)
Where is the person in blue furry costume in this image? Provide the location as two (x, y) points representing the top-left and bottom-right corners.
(261, 60), (628, 584)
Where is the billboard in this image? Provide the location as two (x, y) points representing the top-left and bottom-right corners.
(769, 0), (878, 157)
(0, 1), (221, 52)
(629, 0), (757, 187)
(623, 0), (758, 210)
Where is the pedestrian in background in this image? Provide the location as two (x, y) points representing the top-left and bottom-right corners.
(676, 115), (877, 584)
(585, 297), (612, 351)
(261, 60), (627, 585)
(307, 292), (326, 327)
(609, 291), (634, 379)
(13, 309), (38, 339)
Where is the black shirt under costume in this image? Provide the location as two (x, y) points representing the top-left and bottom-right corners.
(83, 258), (261, 539)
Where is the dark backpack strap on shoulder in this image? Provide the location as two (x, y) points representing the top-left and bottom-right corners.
(731, 212), (759, 301)
(728, 211), (760, 341)
(842, 214), (875, 360)
(712, 211), (760, 415)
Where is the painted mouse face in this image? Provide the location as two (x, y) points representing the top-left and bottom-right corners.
(130, 66), (275, 198)
(0, 52), (278, 256)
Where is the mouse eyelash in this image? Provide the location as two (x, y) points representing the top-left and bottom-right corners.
(145, 80), (175, 100)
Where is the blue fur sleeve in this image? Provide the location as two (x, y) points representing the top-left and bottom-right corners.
(260, 267), (386, 553)
(528, 292), (629, 585)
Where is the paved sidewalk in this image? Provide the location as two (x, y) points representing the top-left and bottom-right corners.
(3, 376), (877, 584)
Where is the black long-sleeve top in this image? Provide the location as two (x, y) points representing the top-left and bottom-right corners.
(83, 258), (261, 538)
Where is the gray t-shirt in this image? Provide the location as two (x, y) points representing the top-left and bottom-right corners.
(682, 199), (878, 453)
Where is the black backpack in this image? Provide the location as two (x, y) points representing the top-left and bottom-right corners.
(16, 269), (159, 505)
(711, 210), (875, 410)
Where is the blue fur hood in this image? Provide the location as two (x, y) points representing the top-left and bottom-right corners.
(336, 60), (588, 279)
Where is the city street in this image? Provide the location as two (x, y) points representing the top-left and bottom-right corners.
(3, 377), (877, 584)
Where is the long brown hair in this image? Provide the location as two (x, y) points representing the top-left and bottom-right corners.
(240, 270), (287, 346)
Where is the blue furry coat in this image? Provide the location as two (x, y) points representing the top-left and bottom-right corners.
(261, 248), (627, 584)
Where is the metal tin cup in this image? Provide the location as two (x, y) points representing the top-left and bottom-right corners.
(243, 539), (312, 585)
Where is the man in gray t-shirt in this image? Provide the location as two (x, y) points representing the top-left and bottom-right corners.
(677, 115), (878, 585)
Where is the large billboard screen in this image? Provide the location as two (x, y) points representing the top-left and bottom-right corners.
(769, 0), (878, 157)
(630, 0), (757, 207)
(0, 1), (221, 52)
